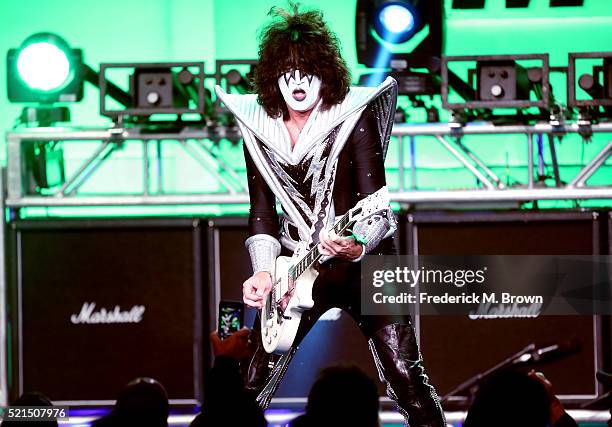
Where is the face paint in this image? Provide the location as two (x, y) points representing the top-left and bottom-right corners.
(277, 69), (322, 112)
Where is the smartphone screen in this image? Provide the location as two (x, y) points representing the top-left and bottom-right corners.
(218, 301), (244, 339)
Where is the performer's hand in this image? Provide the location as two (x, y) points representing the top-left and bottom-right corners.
(210, 328), (255, 361)
(243, 271), (272, 308)
(318, 228), (364, 260)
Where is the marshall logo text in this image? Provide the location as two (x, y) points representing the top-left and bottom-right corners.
(70, 302), (146, 324)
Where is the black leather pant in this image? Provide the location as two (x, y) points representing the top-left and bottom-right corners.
(245, 242), (446, 427)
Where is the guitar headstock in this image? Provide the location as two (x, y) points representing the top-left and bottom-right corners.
(348, 187), (390, 224)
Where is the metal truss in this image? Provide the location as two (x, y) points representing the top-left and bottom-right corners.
(5, 126), (248, 208)
(391, 121), (612, 203)
(4, 122), (612, 208)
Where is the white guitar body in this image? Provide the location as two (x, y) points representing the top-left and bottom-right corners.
(261, 243), (318, 354)
(260, 187), (391, 354)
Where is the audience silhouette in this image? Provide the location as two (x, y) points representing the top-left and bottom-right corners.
(0, 392), (58, 427)
(291, 365), (380, 427)
(91, 377), (169, 427)
(464, 369), (579, 427)
(4, 331), (607, 427)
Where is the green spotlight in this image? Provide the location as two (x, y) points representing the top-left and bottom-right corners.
(7, 32), (84, 103)
(17, 42), (71, 91)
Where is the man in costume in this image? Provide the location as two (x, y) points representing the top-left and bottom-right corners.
(215, 4), (445, 426)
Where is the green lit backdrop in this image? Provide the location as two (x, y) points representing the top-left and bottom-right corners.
(1, 0), (611, 217)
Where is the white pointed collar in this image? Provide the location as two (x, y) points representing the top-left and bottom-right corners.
(215, 77), (396, 165)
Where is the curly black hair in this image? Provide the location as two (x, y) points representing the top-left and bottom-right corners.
(253, 2), (351, 119)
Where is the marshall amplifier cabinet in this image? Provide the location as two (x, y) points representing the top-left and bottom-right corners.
(205, 216), (389, 401)
(6, 218), (206, 405)
(402, 210), (607, 408)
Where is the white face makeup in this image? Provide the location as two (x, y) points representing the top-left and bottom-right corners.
(278, 69), (321, 112)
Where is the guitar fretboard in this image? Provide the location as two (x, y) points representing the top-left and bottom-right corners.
(290, 212), (354, 279)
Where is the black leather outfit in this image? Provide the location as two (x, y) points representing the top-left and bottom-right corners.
(243, 108), (446, 427)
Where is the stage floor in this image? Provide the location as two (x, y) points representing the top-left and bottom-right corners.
(56, 408), (610, 426)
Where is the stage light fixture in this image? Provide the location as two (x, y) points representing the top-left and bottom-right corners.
(214, 60), (257, 96)
(355, 0), (443, 71)
(442, 54), (550, 112)
(567, 52), (612, 119)
(133, 68), (174, 108)
(375, 3), (416, 43)
(225, 69), (252, 94)
(212, 60), (258, 131)
(24, 142), (66, 193)
(99, 62), (205, 122)
(477, 60), (532, 102)
(18, 43), (69, 91)
(7, 32), (84, 103)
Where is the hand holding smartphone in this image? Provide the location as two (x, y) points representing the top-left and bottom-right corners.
(218, 301), (244, 340)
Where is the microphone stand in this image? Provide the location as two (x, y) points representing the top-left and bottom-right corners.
(441, 343), (537, 404)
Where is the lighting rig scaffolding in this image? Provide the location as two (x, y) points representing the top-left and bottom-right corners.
(4, 120), (612, 210)
(3, 33), (611, 211)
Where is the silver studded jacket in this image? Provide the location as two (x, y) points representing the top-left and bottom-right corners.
(216, 78), (398, 274)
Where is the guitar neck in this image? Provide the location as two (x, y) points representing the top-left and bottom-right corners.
(292, 213), (354, 279)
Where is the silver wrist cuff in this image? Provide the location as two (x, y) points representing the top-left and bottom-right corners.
(245, 234), (281, 274)
(351, 208), (397, 255)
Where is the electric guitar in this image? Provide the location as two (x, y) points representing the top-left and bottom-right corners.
(261, 187), (392, 354)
